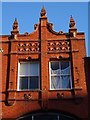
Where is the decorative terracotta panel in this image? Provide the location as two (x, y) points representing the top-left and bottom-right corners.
(48, 41), (70, 52)
(18, 42), (40, 52)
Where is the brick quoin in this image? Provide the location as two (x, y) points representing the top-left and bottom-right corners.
(0, 7), (89, 120)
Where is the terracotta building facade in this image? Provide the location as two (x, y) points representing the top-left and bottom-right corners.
(1, 7), (88, 119)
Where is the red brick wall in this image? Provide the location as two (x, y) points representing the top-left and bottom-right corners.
(1, 14), (88, 120)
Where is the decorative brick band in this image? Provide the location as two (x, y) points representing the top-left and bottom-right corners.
(18, 42), (40, 52)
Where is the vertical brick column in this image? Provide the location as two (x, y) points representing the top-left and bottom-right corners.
(69, 27), (87, 102)
(70, 38), (80, 89)
(7, 40), (18, 105)
(40, 16), (48, 109)
(9, 41), (18, 90)
(69, 28), (81, 90)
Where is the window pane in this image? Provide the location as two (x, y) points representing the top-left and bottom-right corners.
(51, 76), (60, 89)
(62, 115), (74, 120)
(61, 75), (71, 88)
(20, 63), (29, 75)
(51, 62), (60, 74)
(34, 115), (58, 120)
(29, 62), (39, 76)
(50, 61), (71, 90)
(29, 76), (39, 89)
(19, 77), (28, 90)
(61, 62), (70, 75)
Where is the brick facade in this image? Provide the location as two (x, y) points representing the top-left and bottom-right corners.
(0, 7), (88, 119)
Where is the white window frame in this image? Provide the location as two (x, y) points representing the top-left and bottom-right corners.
(17, 61), (40, 91)
(49, 61), (72, 90)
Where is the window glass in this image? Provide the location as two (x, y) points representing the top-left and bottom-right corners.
(17, 113), (76, 120)
(29, 76), (39, 89)
(62, 115), (74, 120)
(18, 62), (39, 90)
(34, 114), (58, 120)
(50, 61), (71, 90)
(61, 75), (71, 88)
(20, 63), (29, 75)
(30, 62), (39, 76)
(51, 62), (60, 74)
(51, 62), (59, 70)
(19, 77), (28, 89)
(61, 62), (70, 75)
(51, 76), (60, 89)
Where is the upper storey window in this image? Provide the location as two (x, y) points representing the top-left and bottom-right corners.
(49, 61), (72, 90)
(18, 61), (40, 90)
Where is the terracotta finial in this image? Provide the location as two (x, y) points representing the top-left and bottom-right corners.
(69, 15), (75, 28)
(11, 18), (19, 35)
(12, 18), (19, 30)
(40, 6), (46, 17)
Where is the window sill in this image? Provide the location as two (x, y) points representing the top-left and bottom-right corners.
(7, 89), (41, 92)
(7, 89), (16, 92)
(7, 87), (82, 92)
(17, 89), (40, 92)
(49, 87), (82, 91)
(72, 87), (82, 90)
(49, 89), (72, 91)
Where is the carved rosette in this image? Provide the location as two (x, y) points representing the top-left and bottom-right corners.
(18, 42), (39, 52)
(48, 41), (70, 52)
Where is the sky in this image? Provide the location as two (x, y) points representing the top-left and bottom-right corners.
(1, 2), (89, 56)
